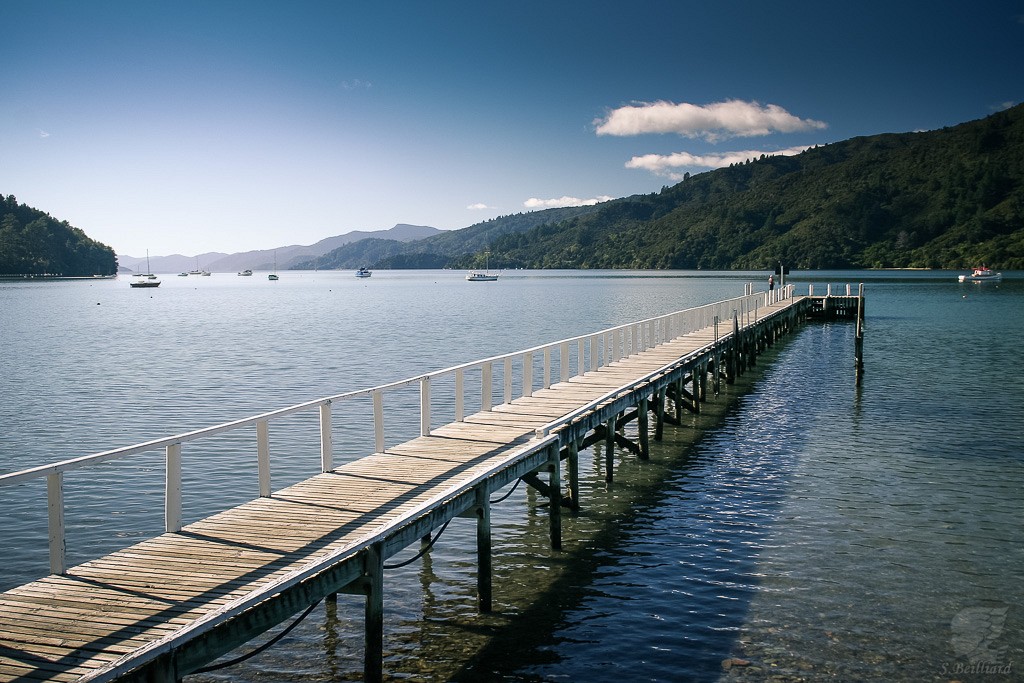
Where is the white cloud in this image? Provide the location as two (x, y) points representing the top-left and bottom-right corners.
(38, 129), (50, 138)
(595, 100), (827, 142)
(467, 202), (493, 210)
(524, 195), (614, 209)
(340, 79), (372, 90)
(992, 101), (1017, 111)
(626, 145), (813, 179)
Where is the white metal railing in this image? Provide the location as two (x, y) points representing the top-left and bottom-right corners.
(0, 287), (793, 575)
(807, 283), (863, 297)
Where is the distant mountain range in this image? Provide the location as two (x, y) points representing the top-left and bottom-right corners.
(118, 224), (441, 273)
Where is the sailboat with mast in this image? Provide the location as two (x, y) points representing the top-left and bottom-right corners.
(130, 251), (160, 288)
(268, 251), (279, 281)
(466, 252), (498, 281)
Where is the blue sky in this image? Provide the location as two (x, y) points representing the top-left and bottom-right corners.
(2, 1), (1021, 257)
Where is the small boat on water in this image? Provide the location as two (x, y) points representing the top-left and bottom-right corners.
(466, 253), (498, 281)
(237, 269), (253, 276)
(355, 267), (372, 278)
(465, 272), (498, 281)
(958, 266), (1002, 283)
(178, 272), (189, 277)
(268, 252), (279, 280)
(130, 252), (161, 287)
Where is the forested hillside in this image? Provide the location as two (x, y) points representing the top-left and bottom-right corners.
(0, 195), (117, 276)
(483, 105), (1024, 270)
(316, 105), (1024, 271)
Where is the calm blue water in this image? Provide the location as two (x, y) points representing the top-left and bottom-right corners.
(1, 270), (1021, 682)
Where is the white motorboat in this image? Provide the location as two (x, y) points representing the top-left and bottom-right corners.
(958, 266), (1002, 283)
(355, 267), (372, 278)
(465, 272), (498, 281)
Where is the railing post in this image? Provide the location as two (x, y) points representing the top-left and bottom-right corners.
(503, 357), (513, 404)
(420, 376), (431, 436)
(46, 472), (66, 575)
(560, 342), (570, 382)
(455, 368), (465, 421)
(320, 402), (333, 472)
(257, 419), (271, 497)
(373, 390), (385, 452)
(482, 361), (493, 411)
(590, 335), (599, 372)
(524, 352), (534, 397)
(577, 339), (585, 375)
(165, 443), (182, 533)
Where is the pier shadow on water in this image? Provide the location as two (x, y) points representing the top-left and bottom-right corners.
(392, 337), (815, 683)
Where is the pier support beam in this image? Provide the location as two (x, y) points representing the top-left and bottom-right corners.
(638, 396), (650, 460)
(855, 283), (865, 385)
(475, 486), (492, 612)
(567, 438), (581, 507)
(604, 415), (615, 482)
(654, 387), (666, 441)
(726, 313), (738, 384)
(548, 442), (562, 550)
(346, 543), (384, 683)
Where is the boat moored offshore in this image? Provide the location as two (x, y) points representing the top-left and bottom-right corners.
(958, 266), (1002, 283)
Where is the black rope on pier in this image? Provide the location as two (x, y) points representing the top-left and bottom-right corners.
(384, 518), (452, 569)
(193, 599), (322, 674)
(383, 477), (522, 570)
(490, 477), (522, 504)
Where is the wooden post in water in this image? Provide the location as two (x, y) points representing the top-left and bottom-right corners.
(692, 366), (701, 415)
(727, 311), (739, 384)
(363, 544), (384, 683)
(855, 283), (865, 385)
(568, 438), (581, 506)
(638, 396), (650, 459)
(548, 442), (562, 550)
(475, 486), (492, 612)
(654, 387), (666, 440)
(604, 415), (616, 482)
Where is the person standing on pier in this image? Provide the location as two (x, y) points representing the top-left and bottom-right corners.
(768, 274), (775, 291)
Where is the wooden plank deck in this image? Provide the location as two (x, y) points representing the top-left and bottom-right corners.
(0, 296), (804, 682)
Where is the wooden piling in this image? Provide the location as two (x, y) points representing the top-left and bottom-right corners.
(604, 415), (616, 482)
(567, 438), (581, 507)
(855, 283), (865, 385)
(638, 396), (650, 460)
(475, 486), (492, 612)
(548, 443), (562, 550)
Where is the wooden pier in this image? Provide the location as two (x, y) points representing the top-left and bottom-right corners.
(0, 286), (857, 682)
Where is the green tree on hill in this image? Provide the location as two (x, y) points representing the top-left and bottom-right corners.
(0, 195), (117, 276)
